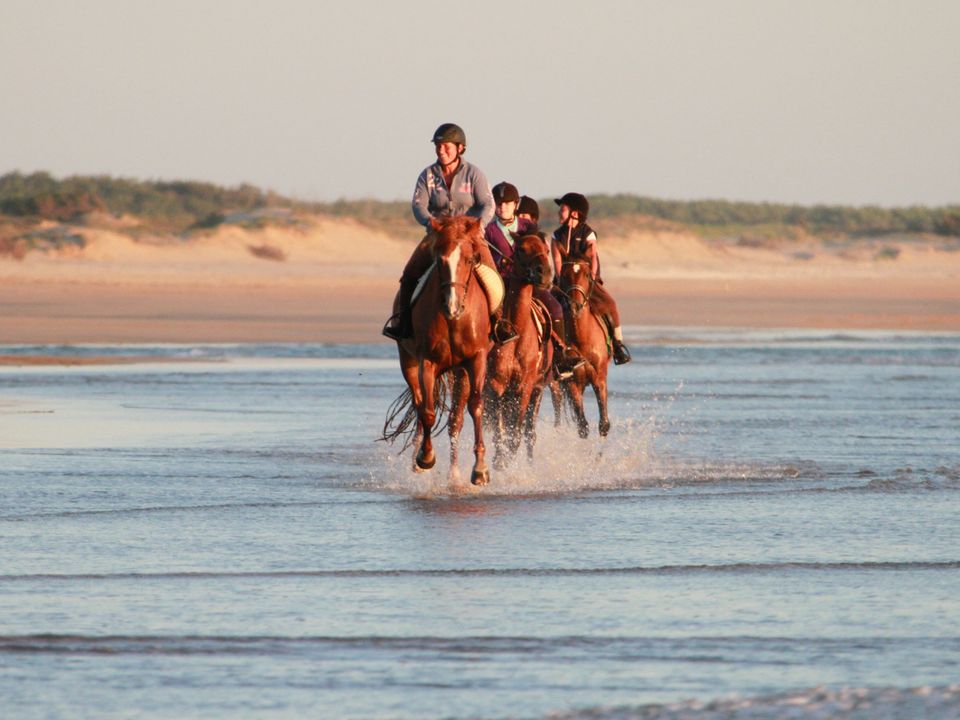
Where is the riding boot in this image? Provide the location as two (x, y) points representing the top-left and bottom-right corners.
(602, 313), (632, 365)
(382, 278), (417, 341)
(551, 317), (585, 379)
(490, 306), (518, 345)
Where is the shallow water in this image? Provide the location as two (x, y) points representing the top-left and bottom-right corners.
(1, 330), (959, 719)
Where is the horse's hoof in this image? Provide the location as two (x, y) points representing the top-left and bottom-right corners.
(578, 425), (589, 439)
(471, 468), (490, 486)
(416, 452), (436, 471)
(599, 421), (611, 437)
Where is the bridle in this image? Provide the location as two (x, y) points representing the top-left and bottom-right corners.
(559, 257), (596, 317)
(511, 249), (552, 290)
(435, 240), (478, 320)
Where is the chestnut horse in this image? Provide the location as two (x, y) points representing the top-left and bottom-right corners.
(394, 216), (492, 486)
(557, 249), (611, 438)
(485, 233), (554, 467)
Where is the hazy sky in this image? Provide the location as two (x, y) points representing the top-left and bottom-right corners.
(3, 0), (958, 206)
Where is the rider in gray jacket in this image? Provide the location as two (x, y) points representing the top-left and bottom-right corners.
(384, 123), (514, 343)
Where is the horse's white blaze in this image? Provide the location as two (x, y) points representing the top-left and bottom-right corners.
(443, 245), (461, 317)
(572, 263), (581, 274)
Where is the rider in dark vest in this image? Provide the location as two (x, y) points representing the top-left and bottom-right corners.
(550, 192), (632, 365)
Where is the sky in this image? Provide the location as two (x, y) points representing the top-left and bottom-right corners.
(2, 0), (958, 207)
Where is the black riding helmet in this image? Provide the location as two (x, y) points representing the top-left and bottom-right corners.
(431, 123), (467, 147)
(554, 192), (589, 220)
(518, 195), (540, 221)
(492, 182), (520, 204)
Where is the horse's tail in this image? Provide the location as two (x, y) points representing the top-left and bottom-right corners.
(379, 371), (454, 450)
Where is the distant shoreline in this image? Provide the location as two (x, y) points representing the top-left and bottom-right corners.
(2, 210), (958, 344)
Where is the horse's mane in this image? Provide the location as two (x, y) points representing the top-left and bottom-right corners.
(562, 250), (591, 263)
(431, 215), (481, 242)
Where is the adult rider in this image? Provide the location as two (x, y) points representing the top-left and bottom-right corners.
(382, 123), (516, 344)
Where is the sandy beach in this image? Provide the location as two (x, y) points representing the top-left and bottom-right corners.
(2, 214), (958, 346)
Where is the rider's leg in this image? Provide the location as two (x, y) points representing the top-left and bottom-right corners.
(383, 237), (433, 340)
(536, 287), (584, 376)
(475, 239), (517, 345)
(590, 286), (632, 365)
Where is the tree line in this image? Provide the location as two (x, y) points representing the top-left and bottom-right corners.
(2, 171), (958, 238)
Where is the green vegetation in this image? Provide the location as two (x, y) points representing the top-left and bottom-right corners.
(584, 194), (960, 238)
(1, 171), (958, 241)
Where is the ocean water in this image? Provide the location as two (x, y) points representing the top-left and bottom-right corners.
(1, 330), (959, 719)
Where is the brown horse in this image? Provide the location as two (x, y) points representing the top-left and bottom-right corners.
(393, 216), (492, 486)
(485, 233), (554, 467)
(557, 249), (611, 438)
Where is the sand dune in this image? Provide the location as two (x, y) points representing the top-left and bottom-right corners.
(1, 213), (958, 343)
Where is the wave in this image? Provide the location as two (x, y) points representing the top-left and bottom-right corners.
(0, 497), (391, 521)
(2, 633), (957, 657)
(548, 684), (960, 720)
(3, 560), (957, 583)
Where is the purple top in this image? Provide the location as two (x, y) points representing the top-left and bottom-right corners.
(484, 217), (538, 276)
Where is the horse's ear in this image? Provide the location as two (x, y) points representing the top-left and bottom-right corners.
(464, 217), (480, 233)
(537, 231), (546, 240)
(429, 217), (444, 233)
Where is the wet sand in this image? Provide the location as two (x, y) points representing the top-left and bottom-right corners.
(1, 274), (958, 347)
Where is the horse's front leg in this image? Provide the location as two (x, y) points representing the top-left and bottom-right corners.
(593, 373), (611, 437)
(490, 392), (509, 472)
(524, 385), (545, 461)
(466, 354), (490, 486)
(415, 360), (437, 470)
(550, 379), (564, 427)
(508, 382), (535, 458)
(567, 380), (590, 439)
(447, 369), (468, 484)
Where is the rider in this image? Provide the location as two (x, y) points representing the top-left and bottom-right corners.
(383, 123), (516, 343)
(550, 192), (632, 365)
(484, 182), (584, 376)
(517, 195), (540, 223)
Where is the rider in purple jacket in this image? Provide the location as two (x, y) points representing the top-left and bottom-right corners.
(485, 182), (584, 378)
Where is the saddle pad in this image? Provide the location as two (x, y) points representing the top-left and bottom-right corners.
(474, 263), (505, 313)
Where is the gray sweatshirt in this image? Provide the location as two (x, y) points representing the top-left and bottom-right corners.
(411, 160), (495, 228)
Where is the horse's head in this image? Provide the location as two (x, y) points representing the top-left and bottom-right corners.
(559, 252), (594, 318)
(429, 216), (481, 320)
(511, 232), (552, 290)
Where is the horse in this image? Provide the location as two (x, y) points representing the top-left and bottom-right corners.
(391, 216), (493, 486)
(484, 233), (554, 468)
(556, 249), (611, 438)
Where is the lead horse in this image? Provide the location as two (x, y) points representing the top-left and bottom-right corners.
(485, 232), (554, 467)
(557, 248), (611, 438)
(391, 216), (493, 486)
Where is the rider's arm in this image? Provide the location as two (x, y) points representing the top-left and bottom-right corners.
(585, 232), (599, 277)
(470, 168), (496, 227)
(550, 234), (562, 284)
(411, 167), (433, 227)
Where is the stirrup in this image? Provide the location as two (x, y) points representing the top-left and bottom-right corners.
(613, 343), (632, 365)
(492, 319), (518, 345)
(382, 315), (412, 341)
(559, 346), (585, 368)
